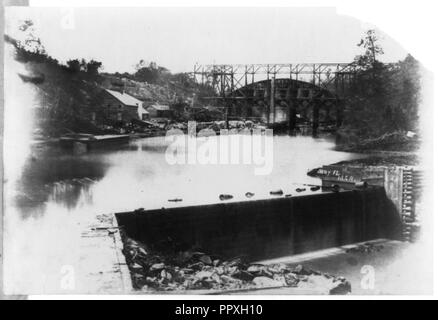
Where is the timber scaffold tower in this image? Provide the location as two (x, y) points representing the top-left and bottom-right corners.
(192, 63), (359, 133)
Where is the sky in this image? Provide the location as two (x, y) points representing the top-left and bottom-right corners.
(5, 7), (409, 74)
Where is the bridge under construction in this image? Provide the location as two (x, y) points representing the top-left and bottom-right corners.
(192, 63), (359, 133)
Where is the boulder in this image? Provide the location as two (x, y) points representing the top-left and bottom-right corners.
(253, 276), (284, 288)
(270, 189), (284, 196)
(199, 255), (213, 265)
(150, 263), (166, 271)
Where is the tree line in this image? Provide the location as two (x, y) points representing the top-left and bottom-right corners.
(340, 30), (421, 146)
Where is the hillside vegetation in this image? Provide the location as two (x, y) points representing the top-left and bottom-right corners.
(336, 30), (422, 152)
(6, 22), (423, 153)
(5, 20), (215, 137)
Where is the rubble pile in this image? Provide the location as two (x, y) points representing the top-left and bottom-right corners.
(122, 236), (351, 294)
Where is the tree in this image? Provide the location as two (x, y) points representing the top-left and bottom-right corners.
(356, 29), (384, 68)
(133, 60), (170, 84)
(66, 58), (102, 75)
(341, 30), (421, 141)
(16, 20), (46, 55)
(86, 59), (103, 75)
(66, 59), (81, 73)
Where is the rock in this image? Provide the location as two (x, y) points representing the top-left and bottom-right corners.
(268, 263), (288, 274)
(199, 255), (212, 265)
(196, 270), (213, 280)
(227, 257), (245, 268)
(297, 274), (351, 295)
(168, 198), (183, 202)
(191, 251), (207, 257)
(107, 228), (118, 235)
(226, 266), (238, 275)
(130, 263), (144, 271)
(246, 264), (273, 278)
(253, 276), (284, 287)
(270, 189), (284, 196)
(220, 275), (241, 285)
(210, 273), (222, 284)
(354, 181), (368, 189)
(182, 279), (193, 289)
(245, 192), (255, 198)
(273, 274), (288, 286)
(215, 266), (225, 275)
(122, 234), (351, 293)
(160, 270), (172, 281)
(181, 268), (195, 274)
(137, 247), (148, 256)
(144, 276), (159, 288)
(246, 264), (265, 274)
(231, 270), (254, 282)
(188, 262), (204, 270)
(329, 280), (351, 295)
(150, 263), (166, 271)
(164, 283), (178, 290)
(285, 194), (293, 198)
(132, 272), (145, 280)
(284, 273), (300, 286)
(293, 264), (312, 275)
(219, 194), (233, 201)
(295, 188), (306, 192)
(126, 239), (141, 249)
(310, 186), (321, 191)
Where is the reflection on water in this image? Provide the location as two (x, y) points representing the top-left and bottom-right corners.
(48, 178), (95, 209)
(4, 134), (366, 293)
(13, 135), (366, 214)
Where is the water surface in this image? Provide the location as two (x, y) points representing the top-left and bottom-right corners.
(3, 134), (365, 293)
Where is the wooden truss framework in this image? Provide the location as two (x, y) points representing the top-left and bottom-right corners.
(193, 63), (359, 99)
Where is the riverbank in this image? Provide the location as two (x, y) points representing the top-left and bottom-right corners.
(335, 130), (420, 153)
(307, 151), (419, 182)
(332, 151), (419, 167)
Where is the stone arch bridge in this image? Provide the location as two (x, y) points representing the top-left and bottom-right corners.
(192, 63), (359, 133)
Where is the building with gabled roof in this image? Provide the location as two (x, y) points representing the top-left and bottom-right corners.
(99, 89), (148, 123)
(146, 104), (171, 122)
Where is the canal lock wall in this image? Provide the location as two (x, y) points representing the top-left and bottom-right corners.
(115, 187), (402, 261)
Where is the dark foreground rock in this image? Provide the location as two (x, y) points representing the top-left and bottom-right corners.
(121, 235), (351, 294)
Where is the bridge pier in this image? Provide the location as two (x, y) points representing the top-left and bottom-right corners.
(288, 100), (297, 134)
(336, 99), (344, 127)
(269, 78), (275, 125)
(324, 103), (331, 123)
(312, 100), (320, 136)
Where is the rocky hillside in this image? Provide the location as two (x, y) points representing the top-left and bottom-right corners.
(101, 74), (197, 107)
(6, 35), (213, 137)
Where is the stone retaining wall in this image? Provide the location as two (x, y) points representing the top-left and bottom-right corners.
(116, 187), (402, 261)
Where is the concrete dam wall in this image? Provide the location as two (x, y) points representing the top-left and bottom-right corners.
(116, 187), (402, 261)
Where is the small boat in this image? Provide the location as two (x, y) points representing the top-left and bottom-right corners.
(59, 133), (130, 150)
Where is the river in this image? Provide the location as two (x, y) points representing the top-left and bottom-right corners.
(3, 134), (365, 294)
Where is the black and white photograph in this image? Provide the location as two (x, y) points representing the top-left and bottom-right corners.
(0, 0), (436, 301)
